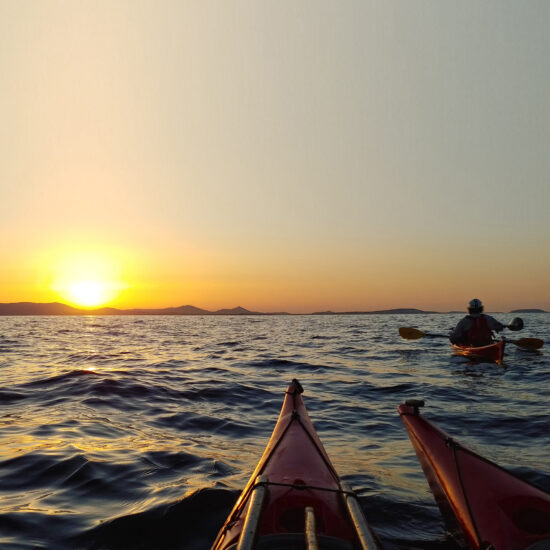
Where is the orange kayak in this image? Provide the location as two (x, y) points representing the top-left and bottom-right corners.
(451, 339), (505, 365)
(399, 400), (550, 549)
(212, 379), (380, 550)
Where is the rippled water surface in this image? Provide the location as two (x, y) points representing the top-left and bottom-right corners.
(0, 314), (548, 549)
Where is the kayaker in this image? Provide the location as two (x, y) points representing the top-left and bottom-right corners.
(449, 298), (505, 346)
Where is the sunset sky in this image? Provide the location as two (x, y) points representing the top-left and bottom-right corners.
(1, 1), (549, 313)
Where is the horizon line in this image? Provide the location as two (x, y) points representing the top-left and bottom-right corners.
(0, 301), (547, 316)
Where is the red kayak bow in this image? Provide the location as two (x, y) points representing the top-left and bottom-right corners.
(399, 400), (550, 549)
(212, 380), (380, 550)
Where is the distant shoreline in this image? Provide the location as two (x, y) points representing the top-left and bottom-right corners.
(0, 302), (547, 316)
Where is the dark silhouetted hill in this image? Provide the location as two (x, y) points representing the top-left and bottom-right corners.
(0, 302), (82, 315)
(0, 302), (266, 316)
(212, 306), (260, 315)
(312, 308), (436, 315)
(111, 305), (211, 315)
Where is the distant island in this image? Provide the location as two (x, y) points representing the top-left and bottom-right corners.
(311, 308), (436, 315)
(1, 302), (546, 316)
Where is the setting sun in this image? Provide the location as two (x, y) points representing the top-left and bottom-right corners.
(46, 248), (128, 308)
(66, 281), (110, 308)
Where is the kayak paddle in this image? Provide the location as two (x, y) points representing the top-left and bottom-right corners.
(398, 327), (449, 340)
(399, 327), (544, 349)
(505, 337), (544, 350)
(507, 317), (524, 331)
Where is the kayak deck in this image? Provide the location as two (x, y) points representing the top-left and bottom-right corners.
(451, 339), (505, 365)
(212, 380), (380, 550)
(399, 400), (550, 550)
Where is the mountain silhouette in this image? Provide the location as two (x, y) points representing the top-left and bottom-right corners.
(0, 302), (263, 316)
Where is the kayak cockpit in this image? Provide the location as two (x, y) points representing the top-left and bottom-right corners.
(223, 473), (378, 550)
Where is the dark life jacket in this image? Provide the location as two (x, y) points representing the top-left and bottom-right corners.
(466, 315), (493, 347)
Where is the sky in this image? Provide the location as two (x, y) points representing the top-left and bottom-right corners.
(1, 0), (549, 313)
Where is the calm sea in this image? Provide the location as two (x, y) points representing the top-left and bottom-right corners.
(0, 314), (548, 549)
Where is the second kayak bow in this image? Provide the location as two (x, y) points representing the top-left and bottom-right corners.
(399, 400), (550, 550)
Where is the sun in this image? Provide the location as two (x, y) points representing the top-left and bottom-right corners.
(49, 250), (128, 309)
(66, 281), (110, 308)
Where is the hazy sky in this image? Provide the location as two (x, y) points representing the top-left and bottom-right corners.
(1, 1), (549, 312)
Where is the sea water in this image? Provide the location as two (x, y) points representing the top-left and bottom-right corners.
(0, 313), (548, 549)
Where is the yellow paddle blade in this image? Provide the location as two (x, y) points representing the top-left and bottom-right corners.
(399, 327), (425, 340)
(510, 338), (544, 350)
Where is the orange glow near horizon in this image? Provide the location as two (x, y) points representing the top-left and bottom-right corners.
(47, 249), (129, 309)
(2, 239), (546, 313)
